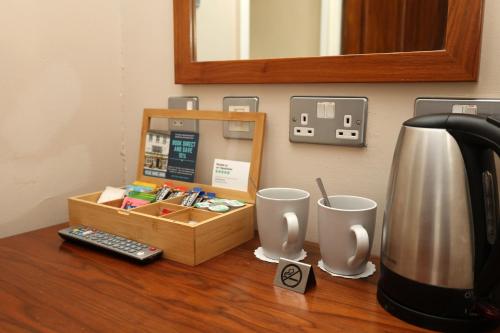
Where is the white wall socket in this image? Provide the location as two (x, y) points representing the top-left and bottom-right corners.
(294, 127), (315, 137)
(301, 113), (309, 125)
(336, 129), (359, 140)
(344, 115), (352, 128)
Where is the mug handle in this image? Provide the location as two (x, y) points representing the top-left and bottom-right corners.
(282, 212), (299, 252)
(347, 225), (370, 268)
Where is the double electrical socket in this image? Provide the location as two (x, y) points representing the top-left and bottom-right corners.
(289, 96), (368, 147)
(415, 98), (500, 118)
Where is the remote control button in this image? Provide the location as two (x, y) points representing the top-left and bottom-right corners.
(149, 247), (157, 251)
(137, 251), (145, 256)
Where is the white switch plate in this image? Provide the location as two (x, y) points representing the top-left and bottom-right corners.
(223, 97), (259, 140)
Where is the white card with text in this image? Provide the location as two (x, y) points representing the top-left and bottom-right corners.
(212, 159), (250, 191)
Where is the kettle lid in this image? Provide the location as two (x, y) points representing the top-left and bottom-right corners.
(404, 114), (500, 150)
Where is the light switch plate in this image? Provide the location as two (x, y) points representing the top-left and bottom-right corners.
(168, 96), (199, 133)
(223, 96), (259, 140)
(415, 98), (500, 117)
(289, 96), (368, 147)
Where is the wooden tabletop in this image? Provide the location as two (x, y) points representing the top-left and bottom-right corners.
(0, 224), (432, 333)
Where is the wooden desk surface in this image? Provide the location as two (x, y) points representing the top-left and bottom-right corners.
(0, 224), (432, 333)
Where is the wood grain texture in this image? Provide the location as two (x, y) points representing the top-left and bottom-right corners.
(0, 224), (436, 333)
(173, 0), (483, 83)
(362, 0), (407, 53)
(402, 0), (448, 52)
(342, 0), (364, 54)
(343, 0), (448, 54)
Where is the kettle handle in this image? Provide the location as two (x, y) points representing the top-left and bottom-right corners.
(405, 114), (500, 156)
(407, 114), (500, 297)
(445, 115), (500, 298)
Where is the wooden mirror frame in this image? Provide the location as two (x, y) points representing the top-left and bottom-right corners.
(173, 0), (484, 84)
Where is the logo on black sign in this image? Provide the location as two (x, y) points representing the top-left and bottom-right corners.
(281, 264), (303, 288)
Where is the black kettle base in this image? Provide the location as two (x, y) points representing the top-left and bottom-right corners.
(378, 288), (498, 332)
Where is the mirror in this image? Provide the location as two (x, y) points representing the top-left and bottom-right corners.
(173, 0), (484, 83)
(194, 0), (448, 62)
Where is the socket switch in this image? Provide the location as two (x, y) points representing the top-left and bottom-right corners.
(223, 97), (259, 140)
(168, 96), (199, 133)
(289, 96), (368, 147)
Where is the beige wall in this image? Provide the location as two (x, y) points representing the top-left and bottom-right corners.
(0, 0), (123, 237)
(250, 0), (321, 59)
(122, 0), (500, 254)
(3, 0), (500, 256)
(195, 0), (240, 61)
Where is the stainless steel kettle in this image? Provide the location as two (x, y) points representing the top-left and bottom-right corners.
(378, 114), (500, 332)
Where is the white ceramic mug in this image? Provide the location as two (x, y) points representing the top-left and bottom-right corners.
(256, 188), (310, 260)
(318, 195), (377, 275)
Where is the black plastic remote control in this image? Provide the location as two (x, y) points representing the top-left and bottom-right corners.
(58, 225), (163, 263)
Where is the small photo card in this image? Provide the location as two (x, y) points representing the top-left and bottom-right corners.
(211, 159), (250, 192)
(143, 130), (170, 178)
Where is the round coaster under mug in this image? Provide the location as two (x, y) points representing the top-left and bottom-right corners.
(254, 247), (307, 263)
(318, 260), (376, 279)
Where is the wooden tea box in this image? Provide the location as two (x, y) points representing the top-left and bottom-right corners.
(68, 109), (266, 265)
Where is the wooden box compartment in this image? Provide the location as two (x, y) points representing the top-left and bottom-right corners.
(68, 109), (265, 266)
(132, 199), (189, 217)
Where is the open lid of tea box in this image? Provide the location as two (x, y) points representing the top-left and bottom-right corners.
(136, 109), (266, 204)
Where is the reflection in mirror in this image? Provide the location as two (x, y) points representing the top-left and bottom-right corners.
(148, 118), (253, 188)
(194, 0), (448, 62)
